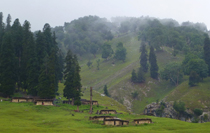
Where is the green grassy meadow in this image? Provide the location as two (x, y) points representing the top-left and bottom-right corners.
(1, 100), (210, 133)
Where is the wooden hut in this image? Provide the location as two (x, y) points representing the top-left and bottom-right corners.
(63, 99), (98, 105)
(63, 100), (72, 104)
(133, 118), (152, 124)
(89, 116), (116, 121)
(99, 110), (117, 114)
(81, 99), (99, 105)
(104, 119), (129, 126)
(35, 99), (54, 105)
(11, 97), (34, 102)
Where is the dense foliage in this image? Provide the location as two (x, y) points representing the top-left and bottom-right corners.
(0, 13), (64, 98)
(52, 16), (114, 56)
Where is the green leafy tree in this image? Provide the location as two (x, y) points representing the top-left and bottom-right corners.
(149, 46), (158, 79)
(131, 91), (138, 99)
(90, 43), (98, 57)
(189, 71), (200, 87)
(86, 60), (92, 69)
(203, 34), (210, 76)
(187, 59), (208, 80)
(103, 85), (110, 97)
(173, 101), (186, 115)
(193, 108), (203, 116)
(140, 43), (148, 72)
(131, 69), (137, 83)
(101, 42), (113, 60)
(114, 42), (127, 62)
(0, 32), (17, 97)
(160, 62), (183, 86)
(182, 53), (199, 74)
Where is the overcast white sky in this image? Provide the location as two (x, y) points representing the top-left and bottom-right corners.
(1, 0), (210, 31)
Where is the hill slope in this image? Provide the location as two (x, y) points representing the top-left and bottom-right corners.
(79, 33), (185, 113)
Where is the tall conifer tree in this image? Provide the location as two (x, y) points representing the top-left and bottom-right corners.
(0, 32), (16, 97)
(149, 46), (159, 79)
(23, 21), (39, 96)
(204, 34), (210, 76)
(63, 50), (76, 104)
(73, 55), (82, 111)
(140, 43), (148, 72)
(5, 14), (11, 31)
(11, 19), (23, 90)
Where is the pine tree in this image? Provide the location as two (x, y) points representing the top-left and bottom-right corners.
(0, 12), (5, 88)
(0, 32), (16, 97)
(5, 14), (11, 31)
(43, 23), (53, 55)
(0, 12), (4, 48)
(103, 85), (109, 96)
(37, 55), (50, 98)
(23, 21), (39, 96)
(114, 42), (127, 62)
(140, 43), (148, 72)
(36, 31), (47, 73)
(37, 51), (56, 99)
(72, 55), (82, 111)
(137, 67), (145, 83)
(149, 46), (159, 79)
(203, 34), (210, 76)
(52, 32), (59, 94)
(131, 69), (137, 83)
(63, 50), (76, 104)
(11, 19), (23, 91)
(57, 49), (64, 82)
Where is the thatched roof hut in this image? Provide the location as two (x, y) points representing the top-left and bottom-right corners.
(104, 119), (129, 126)
(133, 118), (152, 124)
(99, 110), (117, 114)
(35, 99), (54, 105)
(89, 116), (116, 121)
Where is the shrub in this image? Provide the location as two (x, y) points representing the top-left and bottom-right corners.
(204, 114), (208, 121)
(173, 101), (186, 114)
(193, 108), (203, 116)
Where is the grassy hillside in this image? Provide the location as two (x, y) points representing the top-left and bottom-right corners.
(1, 100), (210, 133)
(78, 33), (184, 114)
(165, 77), (210, 109)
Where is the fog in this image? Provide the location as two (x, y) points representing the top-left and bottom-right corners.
(1, 0), (210, 31)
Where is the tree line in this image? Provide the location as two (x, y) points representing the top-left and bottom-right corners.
(0, 13), (64, 98)
(0, 13), (82, 106)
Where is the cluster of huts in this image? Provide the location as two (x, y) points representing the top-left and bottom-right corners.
(89, 109), (152, 126)
(11, 97), (98, 106)
(11, 97), (152, 126)
(11, 97), (54, 105)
